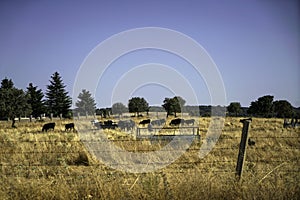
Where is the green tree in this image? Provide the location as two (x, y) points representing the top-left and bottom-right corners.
(273, 100), (294, 118)
(0, 78), (31, 127)
(227, 102), (241, 117)
(162, 96), (186, 117)
(27, 83), (46, 118)
(45, 72), (72, 118)
(112, 102), (128, 116)
(75, 89), (96, 115)
(128, 97), (149, 116)
(248, 95), (274, 117)
(96, 108), (111, 118)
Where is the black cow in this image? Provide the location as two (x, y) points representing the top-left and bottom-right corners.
(184, 119), (195, 126)
(248, 138), (255, 146)
(139, 119), (151, 126)
(169, 118), (184, 126)
(118, 120), (135, 131)
(65, 123), (75, 131)
(42, 122), (55, 132)
(100, 120), (118, 129)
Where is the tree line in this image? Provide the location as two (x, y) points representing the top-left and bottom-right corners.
(227, 95), (298, 118)
(0, 72), (298, 127)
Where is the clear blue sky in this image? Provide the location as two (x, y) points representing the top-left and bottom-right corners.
(0, 0), (299, 108)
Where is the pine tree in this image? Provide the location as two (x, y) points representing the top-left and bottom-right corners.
(0, 78), (31, 127)
(27, 83), (46, 118)
(75, 89), (96, 115)
(45, 72), (72, 118)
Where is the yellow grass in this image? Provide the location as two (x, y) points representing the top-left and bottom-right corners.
(0, 117), (299, 199)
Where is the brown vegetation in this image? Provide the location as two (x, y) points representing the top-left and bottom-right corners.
(0, 117), (299, 199)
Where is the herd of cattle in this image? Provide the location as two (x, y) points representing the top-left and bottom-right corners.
(41, 118), (196, 132)
(91, 118), (196, 131)
(42, 122), (75, 132)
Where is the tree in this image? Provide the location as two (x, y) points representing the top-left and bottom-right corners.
(0, 78), (31, 127)
(128, 97), (149, 116)
(45, 72), (72, 118)
(96, 108), (111, 118)
(112, 102), (128, 116)
(162, 96), (186, 117)
(273, 100), (294, 118)
(227, 102), (241, 117)
(27, 83), (46, 118)
(248, 95), (274, 117)
(75, 89), (96, 116)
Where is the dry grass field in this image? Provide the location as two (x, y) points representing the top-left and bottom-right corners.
(0, 117), (299, 199)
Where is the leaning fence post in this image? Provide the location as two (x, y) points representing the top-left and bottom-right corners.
(236, 118), (252, 180)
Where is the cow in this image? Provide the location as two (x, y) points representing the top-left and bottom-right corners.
(100, 120), (118, 129)
(42, 122), (55, 132)
(169, 118), (185, 126)
(248, 138), (255, 146)
(139, 119), (151, 126)
(65, 123), (75, 132)
(184, 119), (195, 126)
(118, 120), (135, 131)
(151, 119), (166, 126)
(283, 118), (300, 128)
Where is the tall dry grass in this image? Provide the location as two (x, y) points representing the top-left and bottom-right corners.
(0, 117), (299, 199)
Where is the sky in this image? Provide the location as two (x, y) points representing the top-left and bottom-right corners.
(0, 0), (299, 108)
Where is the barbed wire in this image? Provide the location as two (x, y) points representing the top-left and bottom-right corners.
(1, 135), (299, 144)
(1, 159), (298, 167)
(1, 164), (299, 178)
(0, 146), (299, 155)
(1, 131), (299, 177)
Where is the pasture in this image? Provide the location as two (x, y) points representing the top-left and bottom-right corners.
(0, 117), (299, 199)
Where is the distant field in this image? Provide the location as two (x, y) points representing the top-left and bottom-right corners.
(0, 117), (299, 199)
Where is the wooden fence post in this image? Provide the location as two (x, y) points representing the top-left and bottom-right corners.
(236, 118), (252, 180)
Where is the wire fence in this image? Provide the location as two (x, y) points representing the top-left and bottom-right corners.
(1, 131), (299, 177)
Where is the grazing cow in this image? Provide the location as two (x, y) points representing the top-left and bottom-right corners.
(100, 120), (118, 129)
(65, 123), (75, 131)
(283, 118), (299, 128)
(42, 122), (55, 132)
(184, 119), (195, 126)
(151, 119), (166, 126)
(139, 119), (151, 126)
(118, 120), (135, 131)
(248, 138), (255, 146)
(169, 118), (185, 126)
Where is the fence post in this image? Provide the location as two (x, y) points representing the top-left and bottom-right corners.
(236, 118), (252, 180)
